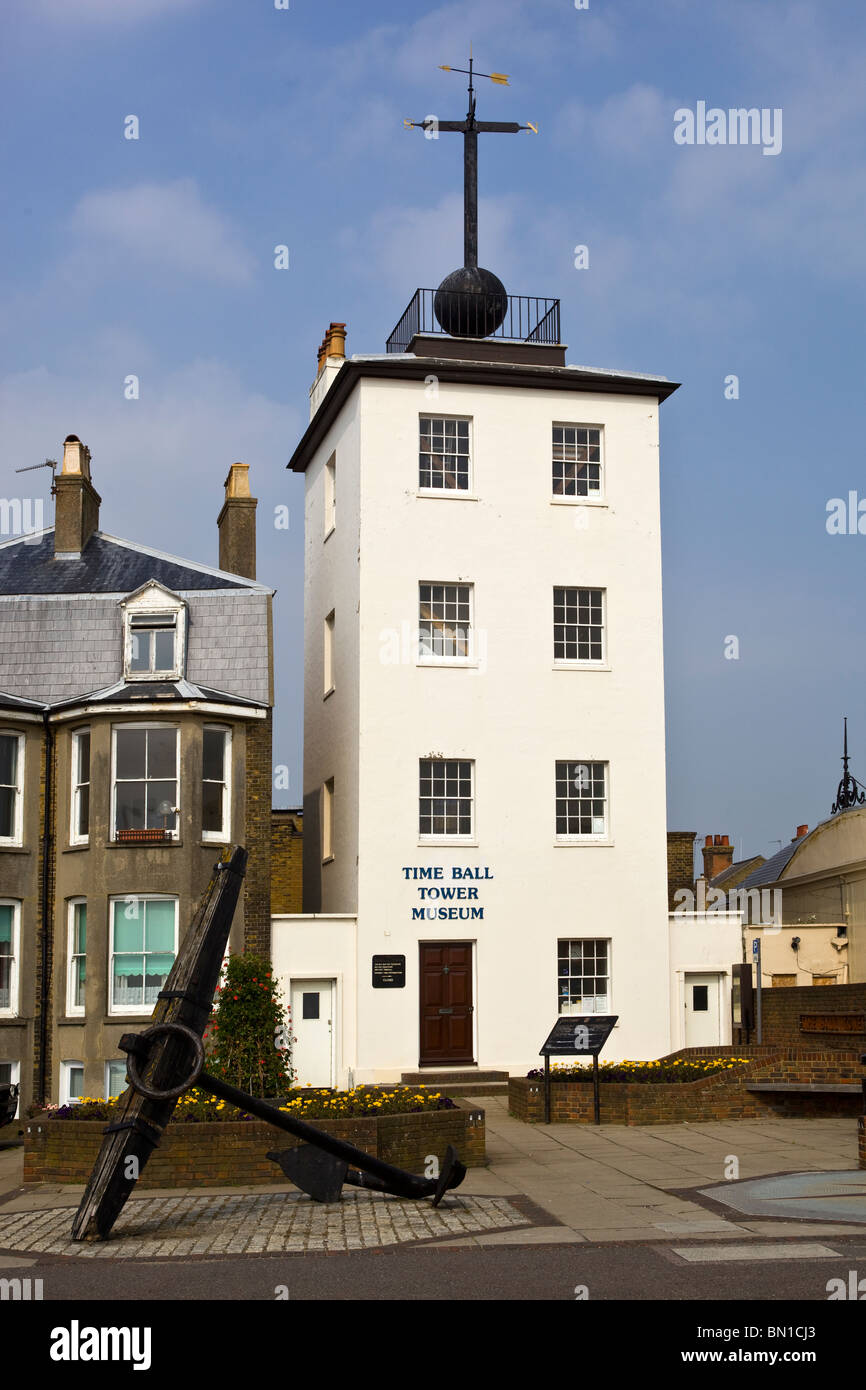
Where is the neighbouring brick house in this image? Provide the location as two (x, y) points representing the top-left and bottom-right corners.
(271, 809), (303, 914)
(0, 435), (274, 1115)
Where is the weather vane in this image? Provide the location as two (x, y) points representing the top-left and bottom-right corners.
(404, 48), (537, 337)
(831, 716), (866, 814)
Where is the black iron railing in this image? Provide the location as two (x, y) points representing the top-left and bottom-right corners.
(387, 289), (561, 353)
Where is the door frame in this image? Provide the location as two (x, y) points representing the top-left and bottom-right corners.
(289, 975), (337, 1089)
(678, 967), (728, 1050)
(418, 940), (477, 1068)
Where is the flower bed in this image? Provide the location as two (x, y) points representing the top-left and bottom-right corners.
(526, 1058), (751, 1084)
(31, 1085), (456, 1125)
(23, 1094), (484, 1187)
(510, 1047), (865, 1125)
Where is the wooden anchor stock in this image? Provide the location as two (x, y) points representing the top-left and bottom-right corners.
(72, 845), (465, 1242)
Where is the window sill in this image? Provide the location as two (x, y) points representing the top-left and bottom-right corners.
(418, 839), (479, 848)
(550, 498), (607, 508)
(58, 1015), (85, 1026)
(202, 834), (230, 845)
(417, 660), (479, 670)
(552, 662), (610, 673)
(554, 838), (614, 848)
(0, 844), (27, 854)
(104, 1014), (157, 1024)
(63, 842), (90, 853)
(324, 525), (335, 543)
(322, 854), (335, 866)
(416, 491), (478, 501)
(106, 839), (183, 849)
(323, 686), (336, 701)
(0, 1013), (21, 1023)
(123, 672), (183, 683)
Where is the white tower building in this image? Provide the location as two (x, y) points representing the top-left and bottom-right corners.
(276, 66), (679, 1085)
(279, 305), (679, 1085)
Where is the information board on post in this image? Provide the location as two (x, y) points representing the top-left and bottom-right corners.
(539, 1014), (618, 1124)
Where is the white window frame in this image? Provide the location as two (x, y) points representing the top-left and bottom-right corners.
(0, 1060), (20, 1119)
(111, 723), (180, 842)
(418, 415), (473, 495)
(558, 938), (611, 1015)
(70, 728), (91, 846)
(66, 899), (87, 1017)
(551, 422), (604, 502)
(105, 1058), (129, 1100)
(0, 899), (20, 1017)
(119, 584), (187, 683)
(419, 758), (475, 843)
(555, 760), (610, 842)
(324, 610), (335, 696)
(0, 731), (24, 847)
(201, 725), (232, 843)
(418, 582), (475, 664)
(108, 894), (179, 1017)
(553, 587), (607, 666)
(60, 1060), (85, 1106)
(322, 778), (334, 863)
(324, 453), (336, 538)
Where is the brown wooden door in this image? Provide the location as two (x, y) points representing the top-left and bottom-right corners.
(419, 942), (474, 1066)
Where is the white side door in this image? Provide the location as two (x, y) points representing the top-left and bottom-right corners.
(684, 973), (722, 1048)
(290, 979), (335, 1088)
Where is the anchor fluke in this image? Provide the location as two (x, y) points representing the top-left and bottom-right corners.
(267, 1145), (348, 1204)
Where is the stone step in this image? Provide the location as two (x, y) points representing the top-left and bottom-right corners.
(428, 1082), (509, 1097)
(401, 1070), (509, 1086)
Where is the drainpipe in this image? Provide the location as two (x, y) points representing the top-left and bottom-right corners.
(38, 712), (53, 1105)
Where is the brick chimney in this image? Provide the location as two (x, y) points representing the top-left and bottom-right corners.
(702, 833), (734, 883)
(667, 831), (696, 910)
(53, 435), (101, 558)
(794, 824), (808, 840)
(217, 463), (257, 579)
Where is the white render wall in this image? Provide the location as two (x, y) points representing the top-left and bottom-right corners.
(668, 911), (742, 1050)
(271, 914), (358, 1088)
(299, 366), (673, 1079)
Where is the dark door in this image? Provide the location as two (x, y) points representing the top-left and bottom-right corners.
(419, 942), (474, 1066)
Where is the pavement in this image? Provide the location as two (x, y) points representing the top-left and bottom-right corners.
(0, 1097), (863, 1260)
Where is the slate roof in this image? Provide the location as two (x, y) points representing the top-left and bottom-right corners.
(0, 690), (46, 711)
(740, 836), (814, 889)
(50, 679), (266, 711)
(709, 855), (766, 891)
(0, 530), (265, 596)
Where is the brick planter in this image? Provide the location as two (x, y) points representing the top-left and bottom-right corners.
(23, 1098), (486, 1187)
(510, 1048), (865, 1126)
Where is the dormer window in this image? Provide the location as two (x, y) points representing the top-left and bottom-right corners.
(120, 582), (186, 683)
(129, 613), (178, 676)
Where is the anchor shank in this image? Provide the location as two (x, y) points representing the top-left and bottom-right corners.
(197, 1071), (439, 1199)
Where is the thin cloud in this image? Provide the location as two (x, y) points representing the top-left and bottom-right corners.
(23, 0), (203, 23)
(66, 180), (255, 287)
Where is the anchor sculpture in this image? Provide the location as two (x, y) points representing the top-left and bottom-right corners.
(73, 846), (465, 1241)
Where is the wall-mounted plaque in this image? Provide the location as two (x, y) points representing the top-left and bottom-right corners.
(372, 955), (406, 989)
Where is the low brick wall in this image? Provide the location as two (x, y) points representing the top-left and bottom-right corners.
(759, 983), (866, 1051)
(23, 1098), (486, 1187)
(510, 1049), (865, 1125)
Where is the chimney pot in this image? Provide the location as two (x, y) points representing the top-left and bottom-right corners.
(702, 832), (735, 883)
(796, 824), (808, 839)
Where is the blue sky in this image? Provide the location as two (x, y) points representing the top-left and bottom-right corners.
(2, 0), (865, 869)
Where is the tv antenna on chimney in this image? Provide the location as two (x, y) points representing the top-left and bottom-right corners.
(15, 459), (58, 480)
